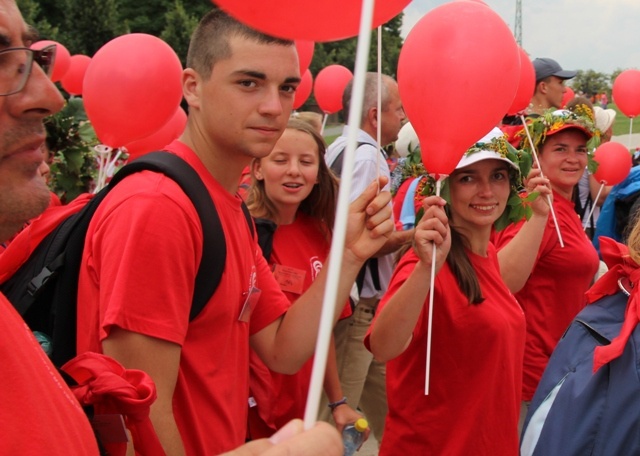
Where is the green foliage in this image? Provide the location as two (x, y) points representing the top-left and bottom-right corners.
(45, 98), (99, 203)
(570, 69), (610, 98)
(160, 0), (200, 66)
(17, 0), (60, 41)
(309, 14), (404, 78)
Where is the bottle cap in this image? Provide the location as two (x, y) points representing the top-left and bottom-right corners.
(354, 418), (368, 433)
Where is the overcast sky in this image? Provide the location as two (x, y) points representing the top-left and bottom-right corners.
(401, 0), (640, 75)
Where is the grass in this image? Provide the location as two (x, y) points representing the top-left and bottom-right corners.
(610, 104), (640, 137)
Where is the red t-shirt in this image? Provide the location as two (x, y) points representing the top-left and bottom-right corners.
(0, 293), (98, 454)
(366, 245), (525, 455)
(493, 190), (599, 400)
(249, 214), (350, 437)
(77, 140), (290, 454)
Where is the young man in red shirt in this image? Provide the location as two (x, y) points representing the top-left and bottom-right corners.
(76, 9), (392, 455)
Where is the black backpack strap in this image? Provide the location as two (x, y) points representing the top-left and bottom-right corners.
(254, 218), (278, 262)
(111, 152), (222, 321)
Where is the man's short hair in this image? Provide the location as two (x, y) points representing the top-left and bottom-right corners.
(186, 9), (294, 80)
(342, 72), (393, 127)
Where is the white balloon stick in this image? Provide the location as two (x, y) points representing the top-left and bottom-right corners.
(303, 0), (376, 430)
(519, 114), (565, 248)
(583, 181), (606, 232)
(629, 118), (634, 150)
(376, 25), (382, 189)
(425, 175), (446, 395)
(320, 112), (329, 135)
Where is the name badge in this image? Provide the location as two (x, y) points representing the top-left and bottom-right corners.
(272, 264), (306, 295)
(239, 286), (261, 322)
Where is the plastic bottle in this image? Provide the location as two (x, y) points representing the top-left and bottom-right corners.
(342, 417), (368, 456)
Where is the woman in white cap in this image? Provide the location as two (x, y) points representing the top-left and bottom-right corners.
(366, 128), (550, 455)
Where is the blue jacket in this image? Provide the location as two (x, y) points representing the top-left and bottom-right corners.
(520, 290), (640, 456)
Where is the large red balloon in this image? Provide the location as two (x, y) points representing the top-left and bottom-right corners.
(314, 65), (353, 114)
(612, 69), (640, 118)
(593, 142), (632, 185)
(60, 55), (91, 96)
(83, 34), (183, 148)
(294, 70), (313, 110)
(213, 0), (410, 42)
(561, 86), (575, 108)
(398, 1), (520, 176)
(507, 47), (535, 115)
(124, 108), (187, 160)
(31, 40), (70, 82)
(295, 40), (314, 76)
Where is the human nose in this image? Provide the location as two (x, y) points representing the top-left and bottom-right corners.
(477, 178), (493, 197)
(14, 60), (64, 117)
(258, 86), (284, 117)
(286, 160), (301, 175)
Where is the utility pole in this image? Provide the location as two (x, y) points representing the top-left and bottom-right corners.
(514, 0), (522, 46)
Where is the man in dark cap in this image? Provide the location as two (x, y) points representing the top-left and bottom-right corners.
(529, 57), (577, 115)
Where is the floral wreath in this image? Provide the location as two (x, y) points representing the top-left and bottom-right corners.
(516, 108), (601, 174)
(392, 131), (538, 232)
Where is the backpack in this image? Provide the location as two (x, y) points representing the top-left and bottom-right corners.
(328, 142), (381, 306)
(0, 151), (252, 367)
(520, 288), (640, 456)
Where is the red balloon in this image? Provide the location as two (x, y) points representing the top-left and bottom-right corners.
(124, 108), (187, 160)
(295, 40), (314, 76)
(83, 34), (183, 148)
(593, 142), (633, 186)
(561, 86), (575, 108)
(507, 47), (535, 115)
(31, 40), (70, 82)
(294, 70), (313, 110)
(213, 0), (410, 42)
(314, 65), (353, 114)
(398, 1), (520, 176)
(60, 55), (91, 96)
(612, 69), (640, 118)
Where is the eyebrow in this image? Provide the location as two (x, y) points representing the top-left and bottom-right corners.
(232, 69), (301, 84)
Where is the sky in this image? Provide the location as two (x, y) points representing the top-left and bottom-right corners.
(401, 0), (640, 75)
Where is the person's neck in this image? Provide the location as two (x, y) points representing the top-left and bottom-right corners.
(360, 124), (381, 147)
(528, 95), (551, 116)
(274, 204), (298, 225)
(455, 224), (491, 257)
(179, 129), (249, 195)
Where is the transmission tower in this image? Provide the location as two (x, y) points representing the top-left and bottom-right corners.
(514, 0), (522, 46)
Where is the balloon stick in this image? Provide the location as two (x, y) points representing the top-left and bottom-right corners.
(303, 0), (376, 430)
(320, 112), (329, 135)
(583, 182), (605, 232)
(629, 118), (634, 150)
(519, 114), (565, 248)
(425, 174), (446, 395)
(376, 25), (382, 190)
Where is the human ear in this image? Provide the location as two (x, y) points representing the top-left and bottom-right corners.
(182, 68), (202, 110)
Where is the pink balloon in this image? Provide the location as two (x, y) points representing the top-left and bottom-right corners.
(124, 108), (187, 160)
(213, 0), (410, 42)
(398, 1), (520, 176)
(83, 34), (183, 148)
(60, 55), (91, 96)
(507, 47), (535, 115)
(593, 142), (633, 186)
(31, 40), (70, 82)
(314, 65), (353, 114)
(295, 40), (314, 76)
(612, 69), (640, 118)
(294, 70), (313, 110)
(561, 86), (575, 108)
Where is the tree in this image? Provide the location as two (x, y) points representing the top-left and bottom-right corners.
(570, 69), (610, 98)
(310, 13), (404, 78)
(58, 0), (127, 56)
(161, 0), (200, 67)
(17, 0), (60, 42)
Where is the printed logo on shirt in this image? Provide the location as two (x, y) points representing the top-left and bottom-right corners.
(310, 256), (323, 281)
